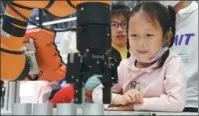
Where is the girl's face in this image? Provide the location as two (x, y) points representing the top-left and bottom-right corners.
(128, 11), (164, 62)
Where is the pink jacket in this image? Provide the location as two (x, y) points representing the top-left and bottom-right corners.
(92, 52), (186, 112)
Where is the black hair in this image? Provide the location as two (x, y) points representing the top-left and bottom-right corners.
(127, 2), (176, 69)
(111, 3), (130, 21)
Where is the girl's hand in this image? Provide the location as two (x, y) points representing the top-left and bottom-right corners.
(122, 89), (143, 105)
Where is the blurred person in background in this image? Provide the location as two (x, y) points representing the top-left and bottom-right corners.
(159, 1), (198, 112)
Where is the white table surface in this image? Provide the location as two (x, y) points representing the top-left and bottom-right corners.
(1, 108), (198, 115)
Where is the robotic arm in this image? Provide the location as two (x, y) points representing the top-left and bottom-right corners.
(0, 0), (118, 104)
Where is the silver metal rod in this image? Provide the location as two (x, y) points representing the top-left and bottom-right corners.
(15, 81), (20, 103)
(82, 103), (104, 115)
(8, 81), (16, 111)
(12, 103), (32, 115)
(27, 17), (76, 29)
(3, 81), (9, 111)
(33, 103), (53, 115)
(56, 103), (76, 115)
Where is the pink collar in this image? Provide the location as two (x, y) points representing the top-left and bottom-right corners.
(127, 58), (159, 73)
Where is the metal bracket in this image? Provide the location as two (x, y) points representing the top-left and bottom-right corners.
(23, 38), (40, 78)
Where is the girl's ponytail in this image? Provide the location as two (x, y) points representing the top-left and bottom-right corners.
(167, 5), (176, 47)
(155, 5), (176, 69)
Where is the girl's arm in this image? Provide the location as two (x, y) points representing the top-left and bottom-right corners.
(133, 56), (186, 112)
(92, 83), (123, 104)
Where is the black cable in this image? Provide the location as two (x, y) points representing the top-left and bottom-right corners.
(6, 3), (81, 32)
(66, 0), (76, 9)
(38, 8), (43, 27)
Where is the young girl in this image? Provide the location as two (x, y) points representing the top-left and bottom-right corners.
(92, 2), (186, 112)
